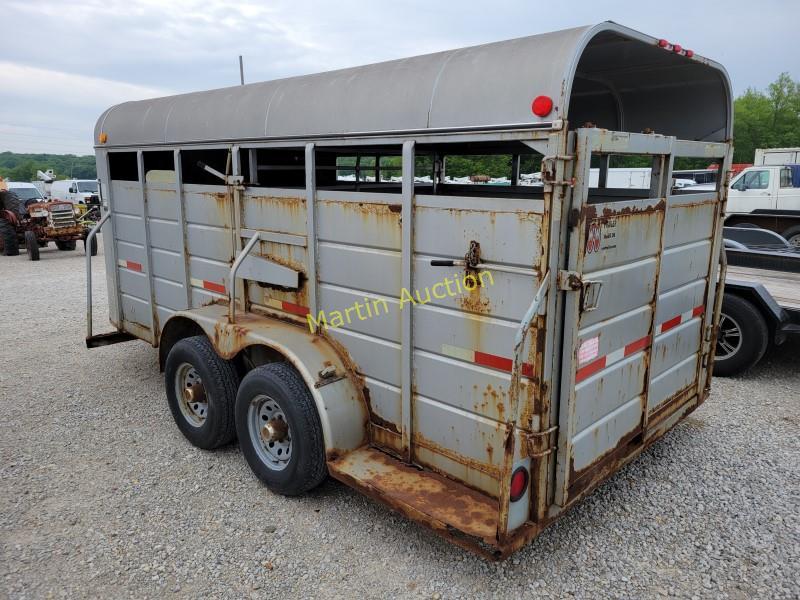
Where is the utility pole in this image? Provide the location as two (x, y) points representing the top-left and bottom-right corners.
(239, 56), (245, 85)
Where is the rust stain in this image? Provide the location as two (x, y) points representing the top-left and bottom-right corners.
(363, 385), (400, 435)
(411, 432), (502, 482)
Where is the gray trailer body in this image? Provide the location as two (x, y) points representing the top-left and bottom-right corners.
(88, 21), (733, 557)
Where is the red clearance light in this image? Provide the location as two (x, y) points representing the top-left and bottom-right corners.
(672, 44), (683, 53)
(531, 95), (553, 117)
(685, 49), (694, 58)
(658, 39), (669, 48)
(510, 467), (529, 502)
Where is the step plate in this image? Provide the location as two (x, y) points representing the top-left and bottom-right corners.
(328, 447), (499, 548)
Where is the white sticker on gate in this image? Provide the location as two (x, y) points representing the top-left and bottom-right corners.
(578, 336), (600, 364)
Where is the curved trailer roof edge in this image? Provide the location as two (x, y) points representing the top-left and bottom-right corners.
(95, 21), (732, 149)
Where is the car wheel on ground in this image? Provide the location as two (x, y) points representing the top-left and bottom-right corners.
(56, 240), (77, 251)
(713, 294), (769, 376)
(235, 362), (327, 496)
(24, 231), (40, 261)
(164, 335), (240, 450)
(781, 224), (800, 247)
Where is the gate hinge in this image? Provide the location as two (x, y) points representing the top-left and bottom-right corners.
(526, 426), (558, 458)
(541, 155), (576, 187)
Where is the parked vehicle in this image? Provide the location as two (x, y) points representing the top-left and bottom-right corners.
(0, 181), (95, 260)
(754, 147), (800, 166)
(6, 181), (46, 207)
(717, 226), (800, 375)
(86, 22), (732, 558)
(50, 179), (100, 205)
(725, 164), (800, 245)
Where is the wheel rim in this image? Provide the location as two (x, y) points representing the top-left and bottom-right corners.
(174, 363), (208, 427)
(248, 395), (292, 471)
(788, 234), (800, 248)
(716, 313), (743, 360)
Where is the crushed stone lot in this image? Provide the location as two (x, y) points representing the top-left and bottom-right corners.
(1, 239), (798, 599)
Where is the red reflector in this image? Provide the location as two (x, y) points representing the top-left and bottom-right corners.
(672, 44), (682, 53)
(510, 467), (529, 502)
(658, 39), (669, 48)
(531, 95), (553, 117)
(685, 49), (694, 58)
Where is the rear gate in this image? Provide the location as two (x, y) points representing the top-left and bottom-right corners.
(554, 130), (728, 505)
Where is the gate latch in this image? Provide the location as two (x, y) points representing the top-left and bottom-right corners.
(557, 270), (604, 312)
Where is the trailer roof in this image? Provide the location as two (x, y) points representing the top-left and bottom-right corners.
(95, 21), (732, 148)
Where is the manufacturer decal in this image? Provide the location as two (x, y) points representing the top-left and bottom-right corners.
(585, 218), (618, 254)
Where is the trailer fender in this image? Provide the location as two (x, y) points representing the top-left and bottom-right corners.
(161, 304), (369, 457)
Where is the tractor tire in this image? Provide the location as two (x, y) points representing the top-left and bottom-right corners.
(0, 190), (24, 217)
(25, 230), (40, 261)
(0, 219), (19, 256)
(56, 240), (77, 251)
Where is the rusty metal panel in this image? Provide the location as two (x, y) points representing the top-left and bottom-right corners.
(555, 130), (667, 505)
(241, 188), (306, 236)
(647, 191), (720, 415)
(414, 195), (545, 267)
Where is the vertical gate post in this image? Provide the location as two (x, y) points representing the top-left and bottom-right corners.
(400, 140), (415, 462)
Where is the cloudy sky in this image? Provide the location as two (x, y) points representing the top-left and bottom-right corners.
(2, 0), (798, 155)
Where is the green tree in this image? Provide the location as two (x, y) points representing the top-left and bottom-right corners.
(733, 72), (800, 163)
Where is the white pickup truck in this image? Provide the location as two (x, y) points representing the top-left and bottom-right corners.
(725, 164), (800, 246)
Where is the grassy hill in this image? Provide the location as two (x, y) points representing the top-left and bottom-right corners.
(0, 152), (96, 181)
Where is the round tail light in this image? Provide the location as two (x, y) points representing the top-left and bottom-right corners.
(510, 467), (529, 502)
(531, 95), (553, 118)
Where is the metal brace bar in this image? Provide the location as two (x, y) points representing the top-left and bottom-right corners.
(86, 211), (111, 339)
(228, 231), (261, 323)
(513, 270), (551, 353)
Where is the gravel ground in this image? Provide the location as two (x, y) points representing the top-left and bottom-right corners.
(1, 238), (798, 599)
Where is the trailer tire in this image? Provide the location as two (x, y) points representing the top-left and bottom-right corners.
(781, 224), (800, 248)
(0, 219), (18, 256)
(56, 240), (76, 251)
(235, 363), (327, 496)
(164, 335), (239, 450)
(713, 295), (769, 377)
(25, 231), (40, 261)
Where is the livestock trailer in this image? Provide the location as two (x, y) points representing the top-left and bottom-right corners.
(87, 22), (733, 557)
